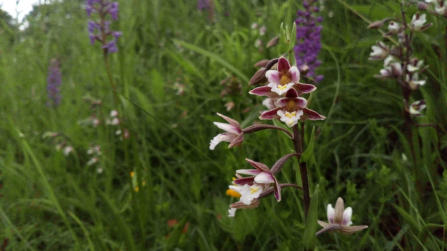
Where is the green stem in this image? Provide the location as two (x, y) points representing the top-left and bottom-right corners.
(293, 124), (310, 219)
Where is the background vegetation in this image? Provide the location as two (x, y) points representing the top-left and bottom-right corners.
(0, 0), (446, 250)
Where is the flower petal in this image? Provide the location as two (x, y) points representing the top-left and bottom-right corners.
(288, 66), (300, 82)
(249, 86), (276, 97)
(272, 176), (281, 202)
(300, 108), (326, 121)
(254, 172), (275, 184)
(214, 122), (240, 134)
(260, 107), (281, 120)
(294, 83), (317, 94)
(334, 197), (345, 224)
(236, 169), (262, 175)
(315, 224), (340, 236)
(327, 204), (335, 224)
(277, 57), (290, 73)
(216, 113), (241, 129)
(277, 97), (308, 108)
(233, 177), (255, 186)
(266, 70), (281, 84)
(245, 158), (271, 172)
(228, 207), (237, 217)
(230, 198), (260, 209)
(229, 133), (244, 148)
(210, 133), (231, 150)
(285, 87), (299, 98)
(342, 207), (353, 226)
(339, 225), (368, 235)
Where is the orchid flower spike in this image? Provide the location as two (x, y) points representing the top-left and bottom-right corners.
(316, 197), (368, 235)
(210, 113), (244, 150)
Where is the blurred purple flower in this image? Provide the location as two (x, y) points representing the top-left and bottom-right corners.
(47, 59), (62, 107)
(86, 0), (121, 53)
(197, 0), (210, 10)
(294, 0), (323, 83)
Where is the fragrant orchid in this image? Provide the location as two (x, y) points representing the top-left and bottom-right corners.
(316, 197), (368, 235)
(210, 113), (243, 150)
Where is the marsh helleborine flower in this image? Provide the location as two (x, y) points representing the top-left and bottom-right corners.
(210, 113), (243, 150)
(316, 197), (368, 235)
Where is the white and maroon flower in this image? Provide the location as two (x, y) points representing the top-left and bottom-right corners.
(264, 57), (316, 96)
(411, 13), (431, 31)
(316, 197), (368, 235)
(406, 73), (426, 90)
(388, 21), (401, 34)
(369, 41), (389, 60)
(210, 113), (243, 150)
(409, 100), (426, 116)
(407, 58), (424, 72)
(435, 1), (447, 15)
(258, 89), (325, 127)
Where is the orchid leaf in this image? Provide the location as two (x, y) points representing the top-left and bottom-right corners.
(300, 126), (316, 163)
(303, 185), (319, 249)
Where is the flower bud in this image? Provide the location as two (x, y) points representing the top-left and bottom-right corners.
(417, 2), (429, 10)
(254, 59), (269, 68)
(367, 20), (384, 29)
(266, 36), (280, 48)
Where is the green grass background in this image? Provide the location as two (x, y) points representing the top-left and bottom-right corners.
(0, 0), (446, 250)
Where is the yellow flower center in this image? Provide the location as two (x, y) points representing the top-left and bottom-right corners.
(130, 171), (135, 178)
(277, 84), (288, 90)
(285, 112), (297, 118)
(226, 189), (241, 198)
(250, 186), (261, 194)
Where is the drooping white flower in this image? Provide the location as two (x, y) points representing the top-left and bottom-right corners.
(411, 13), (427, 31)
(210, 113), (243, 150)
(409, 100), (426, 116)
(369, 42), (388, 60)
(407, 60), (424, 72)
(110, 110), (118, 117)
(388, 22), (400, 34)
(406, 73), (426, 90)
(435, 1), (447, 15)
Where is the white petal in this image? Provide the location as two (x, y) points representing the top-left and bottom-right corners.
(239, 184), (263, 205)
(213, 122), (240, 134)
(342, 207), (353, 226)
(209, 133), (231, 150)
(254, 172), (275, 184)
(228, 207), (237, 217)
(265, 70), (281, 84)
(229, 185), (241, 193)
(327, 204), (335, 224)
(262, 98), (275, 109)
(288, 66), (300, 83)
(277, 109), (303, 127)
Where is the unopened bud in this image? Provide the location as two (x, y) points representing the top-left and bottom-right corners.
(266, 36), (280, 48)
(417, 2), (429, 10)
(300, 65), (310, 76)
(368, 20), (384, 29)
(254, 59), (269, 68)
(249, 68), (267, 85)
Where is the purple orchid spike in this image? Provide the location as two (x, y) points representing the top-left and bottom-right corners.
(294, 0), (324, 83)
(47, 59), (62, 107)
(86, 0), (121, 54)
